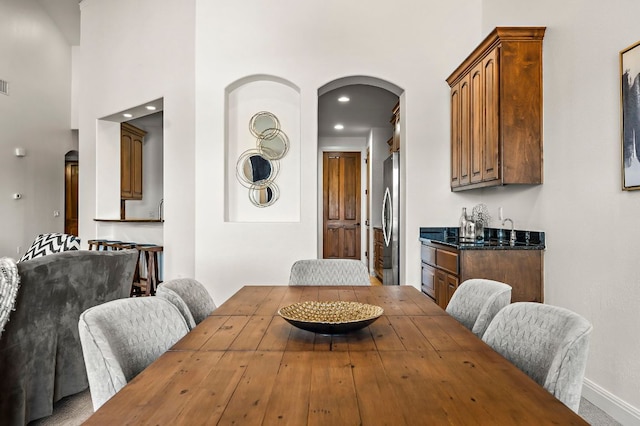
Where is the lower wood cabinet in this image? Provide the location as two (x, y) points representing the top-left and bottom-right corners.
(374, 227), (384, 281)
(421, 240), (544, 308)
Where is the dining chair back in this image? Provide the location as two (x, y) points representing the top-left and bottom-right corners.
(156, 278), (217, 327)
(289, 259), (371, 286)
(78, 297), (189, 410)
(445, 278), (512, 338)
(0, 257), (19, 337)
(481, 302), (593, 412)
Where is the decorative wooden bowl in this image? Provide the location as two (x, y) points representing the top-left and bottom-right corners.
(278, 301), (384, 334)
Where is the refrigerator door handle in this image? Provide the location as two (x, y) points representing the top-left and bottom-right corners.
(382, 187), (392, 247)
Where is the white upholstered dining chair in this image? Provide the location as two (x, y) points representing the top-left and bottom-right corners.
(481, 302), (593, 412)
(288, 259), (371, 286)
(445, 278), (512, 338)
(156, 278), (217, 329)
(78, 297), (190, 410)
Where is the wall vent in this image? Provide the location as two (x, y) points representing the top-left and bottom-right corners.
(0, 79), (9, 96)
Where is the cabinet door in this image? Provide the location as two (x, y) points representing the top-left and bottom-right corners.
(470, 61), (484, 184)
(451, 76), (471, 187)
(450, 82), (461, 188)
(374, 229), (383, 279)
(132, 134), (143, 199)
(435, 269), (448, 309)
(120, 132), (133, 199)
(460, 249), (543, 303)
(121, 123), (146, 200)
(459, 75), (471, 186)
(421, 263), (436, 300)
(482, 48), (500, 182)
(392, 103), (400, 152)
(446, 273), (459, 306)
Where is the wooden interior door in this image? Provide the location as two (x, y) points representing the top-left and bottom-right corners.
(65, 161), (79, 236)
(323, 152), (361, 259)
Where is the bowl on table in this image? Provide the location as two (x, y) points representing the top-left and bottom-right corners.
(278, 300), (384, 334)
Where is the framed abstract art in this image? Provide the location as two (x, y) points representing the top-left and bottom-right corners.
(621, 40), (640, 190)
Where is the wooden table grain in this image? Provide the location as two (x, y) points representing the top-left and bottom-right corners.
(85, 285), (588, 425)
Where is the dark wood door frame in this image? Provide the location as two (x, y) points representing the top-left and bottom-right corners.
(64, 160), (79, 236)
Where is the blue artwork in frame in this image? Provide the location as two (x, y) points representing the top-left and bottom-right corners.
(621, 40), (640, 189)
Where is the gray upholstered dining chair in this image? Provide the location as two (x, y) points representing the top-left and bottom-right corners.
(156, 278), (217, 329)
(481, 302), (593, 413)
(445, 278), (512, 338)
(0, 257), (20, 337)
(78, 297), (190, 410)
(288, 259), (371, 286)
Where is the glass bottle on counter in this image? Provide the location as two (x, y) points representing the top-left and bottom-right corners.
(459, 207), (467, 240)
(459, 207), (475, 242)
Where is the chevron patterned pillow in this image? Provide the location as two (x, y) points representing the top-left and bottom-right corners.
(19, 233), (81, 262)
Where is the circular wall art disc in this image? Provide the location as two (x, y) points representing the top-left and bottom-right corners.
(248, 182), (279, 207)
(236, 149), (279, 188)
(257, 129), (289, 160)
(249, 111), (280, 139)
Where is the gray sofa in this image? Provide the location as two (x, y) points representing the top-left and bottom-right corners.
(0, 249), (138, 425)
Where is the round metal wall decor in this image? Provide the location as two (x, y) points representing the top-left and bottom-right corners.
(248, 182), (280, 208)
(249, 111), (280, 139)
(257, 129), (289, 160)
(236, 111), (290, 207)
(235, 149), (279, 188)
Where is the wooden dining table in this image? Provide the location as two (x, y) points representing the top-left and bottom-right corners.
(84, 285), (588, 425)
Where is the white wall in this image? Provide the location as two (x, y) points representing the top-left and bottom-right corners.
(78, 0), (195, 279)
(195, 0), (482, 303)
(78, 0), (640, 420)
(0, 0), (75, 257)
(477, 0), (640, 416)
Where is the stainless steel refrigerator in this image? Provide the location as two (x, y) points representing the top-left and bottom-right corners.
(382, 152), (400, 285)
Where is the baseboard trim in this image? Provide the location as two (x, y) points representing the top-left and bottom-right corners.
(582, 378), (640, 425)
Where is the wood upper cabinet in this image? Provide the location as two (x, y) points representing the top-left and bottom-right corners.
(447, 27), (545, 191)
(390, 101), (400, 152)
(121, 122), (146, 200)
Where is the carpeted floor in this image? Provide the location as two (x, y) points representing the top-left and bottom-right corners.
(28, 389), (92, 426)
(28, 389), (621, 426)
(579, 398), (622, 426)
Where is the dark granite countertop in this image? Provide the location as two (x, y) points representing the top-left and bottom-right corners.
(419, 227), (545, 250)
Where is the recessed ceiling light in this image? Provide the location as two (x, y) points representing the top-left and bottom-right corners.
(334, 124), (344, 130)
(145, 105), (157, 111)
(338, 96), (350, 102)
(123, 113), (133, 118)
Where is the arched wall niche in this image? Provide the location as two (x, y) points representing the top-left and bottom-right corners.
(225, 74), (301, 222)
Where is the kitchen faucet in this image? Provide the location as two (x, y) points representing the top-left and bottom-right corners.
(158, 199), (164, 221)
(502, 218), (516, 246)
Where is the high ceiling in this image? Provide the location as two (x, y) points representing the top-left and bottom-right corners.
(318, 84), (399, 138)
(36, 0), (80, 45)
(38, 2), (399, 138)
